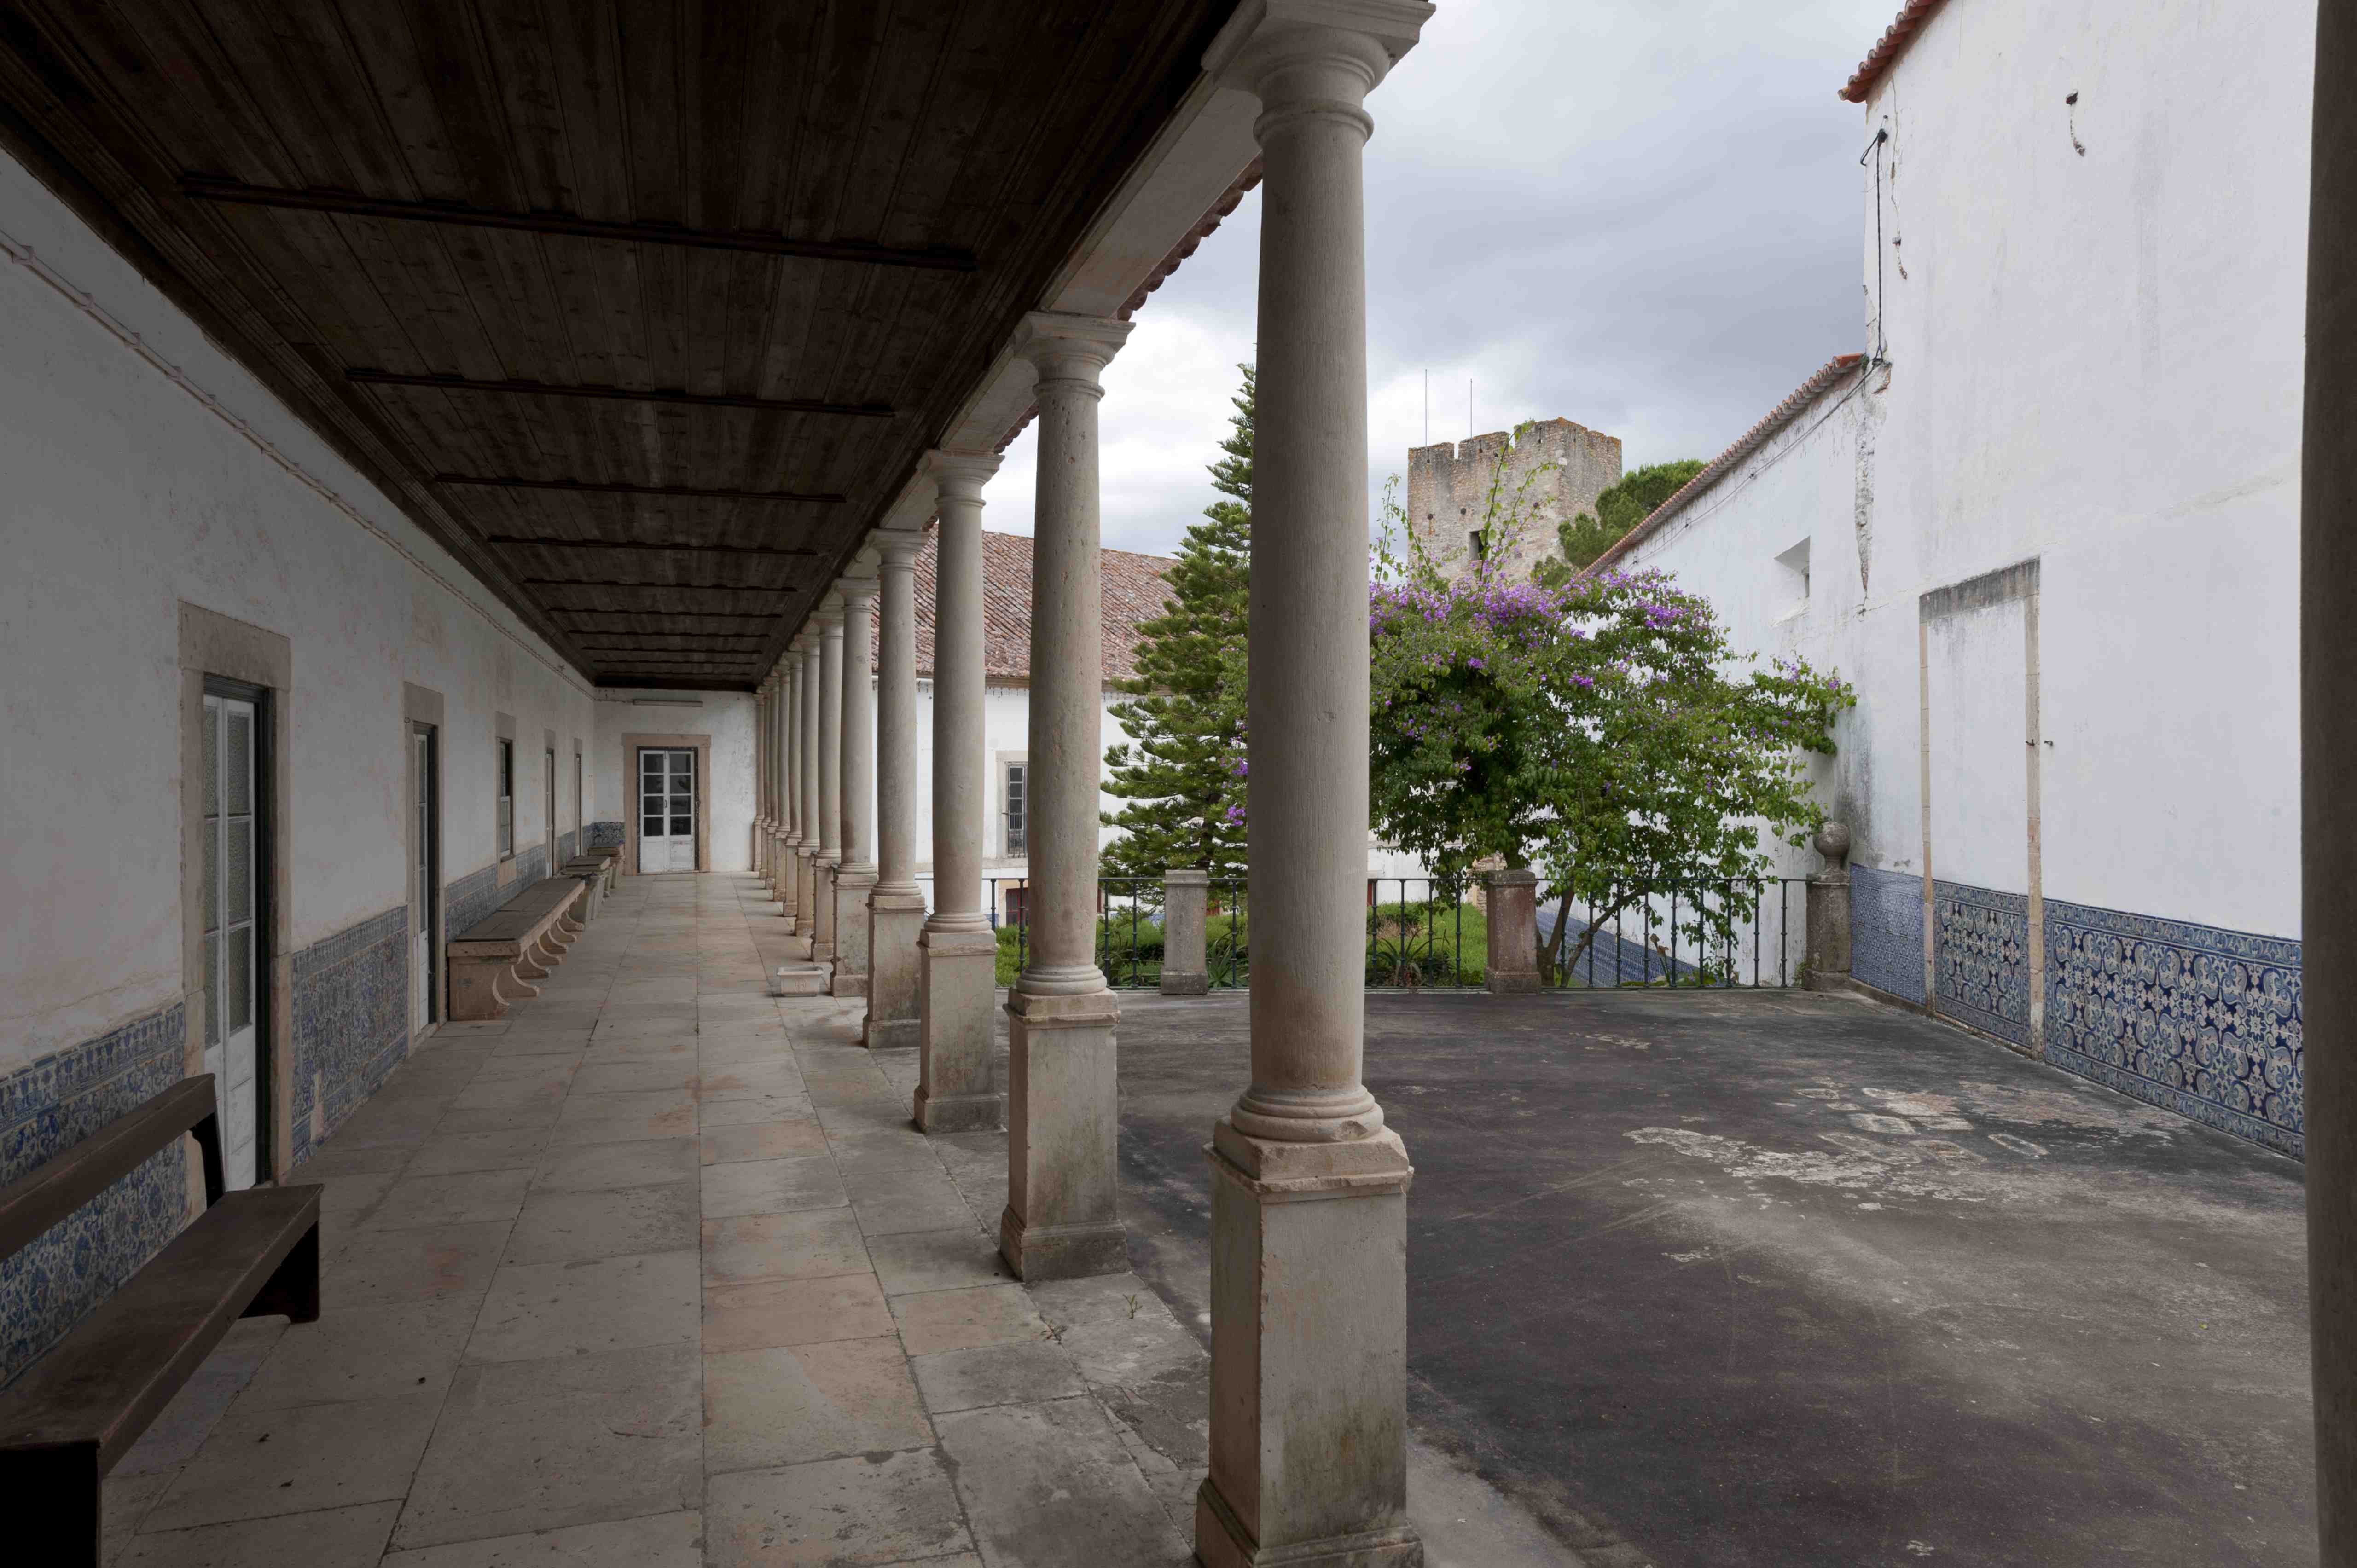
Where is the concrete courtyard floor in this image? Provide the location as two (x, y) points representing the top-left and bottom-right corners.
(1114, 986), (2316, 1568)
(86, 872), (2313, 1565)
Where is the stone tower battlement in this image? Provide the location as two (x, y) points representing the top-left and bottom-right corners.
(1405, 417), (1623, 580)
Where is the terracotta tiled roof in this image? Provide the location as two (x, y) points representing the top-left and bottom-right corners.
(906, 529), (1175, 684)
(1840, 0), (1952, 102)
(1582, 354), (1866, 577)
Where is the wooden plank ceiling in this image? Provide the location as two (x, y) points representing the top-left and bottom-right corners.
(0, 0), (1233, 688)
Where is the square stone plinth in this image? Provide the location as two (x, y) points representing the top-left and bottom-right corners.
(916, 930), (1002, 1134)
(999, 989), (1125, 1283)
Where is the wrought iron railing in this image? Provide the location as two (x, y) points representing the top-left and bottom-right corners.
(901, 872), (1811, 991)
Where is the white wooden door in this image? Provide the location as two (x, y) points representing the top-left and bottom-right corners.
(202, 693), (261, 1190)
(412, 727), (434, 1029)
(638, 748), (697, 872)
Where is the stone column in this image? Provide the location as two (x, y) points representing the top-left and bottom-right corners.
(813, 593), (845, 963)
(799, 636), (824, 954)
(1161, 869), (1210, 997)
(916, 451), (1006, 1134)
(1805, 821), (1853, 988)
(2302, 12), (2356, 1557)
(1484, 869), (1539, 993)
(754, 680), (772, 880)
(1000, 312), (1132, 1283)
(867, 530), (929, 1048)
(787, 655), (806, 901)
(832, 576), (880, 997)
(781, 656), (803, 928)
(1198, 6), (1430, 1566)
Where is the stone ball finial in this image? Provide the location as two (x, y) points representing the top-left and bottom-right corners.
(1812, 821), (1852, 865)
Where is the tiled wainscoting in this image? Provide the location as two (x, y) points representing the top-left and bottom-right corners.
(587, 818), (625, 849)
(2045, 900), (2302, 1157)
(289, 906), (410, 1166)
(445, 845), (551, 941)
(1848, 865), (2303, 1158)
(1850, 864), (1925, 1003)
(0, 1004), (188, 1383)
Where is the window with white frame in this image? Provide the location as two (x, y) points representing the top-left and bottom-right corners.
(1004, 761), (1027, 856)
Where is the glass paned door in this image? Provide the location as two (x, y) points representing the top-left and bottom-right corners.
(638, 748), (697, 872)
(202, 692), (261, 1190)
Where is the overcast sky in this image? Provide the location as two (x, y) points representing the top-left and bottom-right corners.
(987, 0), (1896, 559)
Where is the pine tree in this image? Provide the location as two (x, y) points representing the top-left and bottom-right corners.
(1101, 365), (1254, 881)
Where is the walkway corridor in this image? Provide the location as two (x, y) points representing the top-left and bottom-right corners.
(95, 872), (1205, 1566)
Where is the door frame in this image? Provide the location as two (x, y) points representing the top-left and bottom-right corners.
(179, 602), (291, 1186)
(621, 731), (711, 875)
(404, 683), (447, 1034)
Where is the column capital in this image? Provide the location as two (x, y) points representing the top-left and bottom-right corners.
(838, 575), (881, 608)
(875, 527), (926, 567)
(816, 589), (845, 627)
(923, 448), (1002, 502)
(1206, 0), (1431, 93)
(1011, 311), (1132, 387)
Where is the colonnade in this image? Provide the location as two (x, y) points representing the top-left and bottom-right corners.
(749, 6), (1431, 1559)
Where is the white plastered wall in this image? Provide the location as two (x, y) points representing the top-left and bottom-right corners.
(593, 691), (758, 874)
(1620, 0), (2310, 941)
(0, 146), (596, 1071)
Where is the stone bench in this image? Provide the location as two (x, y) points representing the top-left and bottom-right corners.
(0, 1075), (321, 1565)
(577, 844), (620, 894)
(447, 876), (586, 1020)
(560, 858), (609, 921)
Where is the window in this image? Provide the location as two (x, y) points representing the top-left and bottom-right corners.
(1468, 529), (1486, 560)
(1004, 762), (1027, 856)
(544, 747), (556, 854)
(1776, 538), (1812, 615)
(497, 739), (514, 858)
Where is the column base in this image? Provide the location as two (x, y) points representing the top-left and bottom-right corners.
(999, 1207), (1128, 1283)
(1195, 1480), (1423, 1568)
(917, 928), (1002, 1134)
(866, 890), (927, 1051)
(812, 860), (840, 963)
(864, 1016), (920, 1050)
(1160, 971), (1209, 997)
(1484, 971), (1540, 995)
(1002, 988), (1124, 1283)
(1198, 1119), (1418, 1568)
(831, 869), (876, 997)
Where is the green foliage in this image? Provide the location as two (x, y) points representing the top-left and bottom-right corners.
(1541, 458), (1707, 579)
(1101, 365), (1254, 880)
(1366, 900), (1488, 988)
(1370, 446), (1854, 984)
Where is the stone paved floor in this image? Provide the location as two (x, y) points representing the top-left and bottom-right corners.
(96, 871), (1210, 1566)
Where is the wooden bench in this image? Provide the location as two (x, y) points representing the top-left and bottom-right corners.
(447, 876), (587, 1019)
(0, 1075), (320, 1565)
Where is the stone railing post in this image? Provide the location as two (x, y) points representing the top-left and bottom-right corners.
(1161, 869), (1210, 996)
(1484, 868), (1539, 993)
(1805, 820), (1853, 988)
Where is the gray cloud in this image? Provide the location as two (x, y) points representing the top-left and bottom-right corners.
(992, 0), (1897, 561)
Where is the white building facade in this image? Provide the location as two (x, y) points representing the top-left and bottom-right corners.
(1594, 0), (2312, 1157)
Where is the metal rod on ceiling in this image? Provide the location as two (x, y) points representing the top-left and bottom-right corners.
(180, 177), (978, 272)
(348, 368), (895, 418)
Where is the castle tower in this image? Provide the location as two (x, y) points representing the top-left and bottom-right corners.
(1406, 417), (1623, 580)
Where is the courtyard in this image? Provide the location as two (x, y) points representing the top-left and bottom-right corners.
(87, 873), (2312, 1565)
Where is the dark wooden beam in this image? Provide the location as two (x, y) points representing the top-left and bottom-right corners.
(179, 178), (978, 272)
(520, 578), (790, 593)
(570, 633), (764, 644)
(594, 677), (756, 692)
(436, 476), (843, 503)
(553, 609), (776, 624)
(486, 535), (815, 557)
(348, 369), (897, 419)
